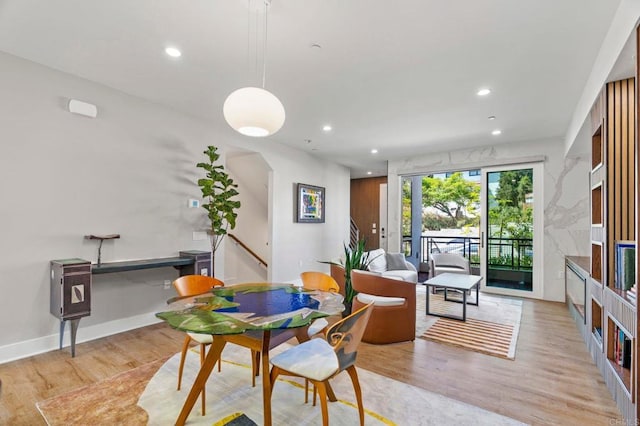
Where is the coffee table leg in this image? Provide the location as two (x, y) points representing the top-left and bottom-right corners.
(462, 291), (467, 321)
(425, 285), (431, 315)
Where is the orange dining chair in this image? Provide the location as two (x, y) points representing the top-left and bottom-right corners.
(269, 302), (374, 426)
(299, 271), (342, 403)
(300, 271), (340, 337)
(172, 275), (258, 416)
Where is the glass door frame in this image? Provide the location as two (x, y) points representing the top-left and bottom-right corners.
(479, 162), (544, 299)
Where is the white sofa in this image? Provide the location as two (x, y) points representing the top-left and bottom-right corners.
(366, 248), (418, 283)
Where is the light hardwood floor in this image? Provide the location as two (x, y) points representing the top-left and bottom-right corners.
(0, 297), (623, 425)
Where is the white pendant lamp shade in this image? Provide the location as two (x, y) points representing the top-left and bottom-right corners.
(223, 87), (285, 137)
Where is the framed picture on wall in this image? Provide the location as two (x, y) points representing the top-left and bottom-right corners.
(296, 183), (325, 223)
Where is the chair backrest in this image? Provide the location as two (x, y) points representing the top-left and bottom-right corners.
(431, 253), (470, 272)
(329, 264), (347, 297)
(300, 271), (340, 292)
(172, 275), (224, 297)
(325, 302), (374, 372)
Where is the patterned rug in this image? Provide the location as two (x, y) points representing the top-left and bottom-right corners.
(422, 317), (517, 359)
(36, 357), (167, 425)
(416, 285), (522, 359)
(37, 344), (527, 426)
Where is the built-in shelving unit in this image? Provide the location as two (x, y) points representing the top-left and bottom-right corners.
(581, 70), (637, 421)
(607, 315), (633, 397)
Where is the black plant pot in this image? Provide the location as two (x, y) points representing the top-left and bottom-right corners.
(342, 301), (353, 318)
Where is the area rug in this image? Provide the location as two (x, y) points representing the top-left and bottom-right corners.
(422, 317), (517, 359)
(36, 357), (167, 425)
(415, 285), (522, 359)
(140, 345), (526, 425)
(38, 344), (526, 426)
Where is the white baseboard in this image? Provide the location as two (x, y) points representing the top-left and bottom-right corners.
(0, 312), (162, 364)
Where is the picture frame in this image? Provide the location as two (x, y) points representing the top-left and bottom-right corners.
(615, 240), (636, 291)
(296, 183), (325, 223)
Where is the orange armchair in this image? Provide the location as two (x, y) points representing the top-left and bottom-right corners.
(350, 269), (417, 344)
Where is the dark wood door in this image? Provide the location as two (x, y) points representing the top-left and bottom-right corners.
(350, 176), (387, 251)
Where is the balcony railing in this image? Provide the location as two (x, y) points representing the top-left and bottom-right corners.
(402, 235), (532, 272)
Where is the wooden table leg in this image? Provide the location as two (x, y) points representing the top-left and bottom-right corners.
(176, 337), (226, 426)
(261, 331), (272, 426)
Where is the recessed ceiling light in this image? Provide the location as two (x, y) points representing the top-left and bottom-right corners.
(371, 149), (378, 154)
(367, 171), (372, 175)
(322, 124), (332, 132)
(165, 47), (182, 58)
(492, 129), (502, 135)
(477, 88), (491, 96)
(488, 115), (496, 120)
(311, 43), (322, 49)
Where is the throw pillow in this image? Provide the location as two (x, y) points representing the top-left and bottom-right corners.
(386, 252), (409, 270)
(367, 248), (387, 273)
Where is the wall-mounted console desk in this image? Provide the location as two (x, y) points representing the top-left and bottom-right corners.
(50, 250), (211, 357)
(91, 250), (210, 276)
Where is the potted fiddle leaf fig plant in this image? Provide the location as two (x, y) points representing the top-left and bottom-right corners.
(197, 145), (241, 274)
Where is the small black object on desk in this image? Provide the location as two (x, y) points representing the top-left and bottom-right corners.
(85, 234), (121, 266)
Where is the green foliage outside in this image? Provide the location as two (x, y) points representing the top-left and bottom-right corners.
(422, 172), (479, 227)
(487, 169), (534, 268)
(488, 169), (533, 240)
(402, 169), (534, 270)
(197, 145), (241, 255)
(401, 178), (411, 236)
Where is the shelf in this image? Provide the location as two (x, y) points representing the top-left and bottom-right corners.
(592, 126), (602, 170)
(606, 316), (633, 395)
(608, 287), (637, 309)
(607, 359), (633, 396)
(91, 256), (193, 274)
(592, 299), (603, 349)
(591, 185), (602, 225)
(591, 243), (603, 283)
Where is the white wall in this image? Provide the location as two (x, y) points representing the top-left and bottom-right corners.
(387, 138), (591, 302)
(0, 52), (350, 362)
(256, 143), (351, 281)
(225, 153), (270, 284)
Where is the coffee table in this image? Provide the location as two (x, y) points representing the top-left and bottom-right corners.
(424, 273), (482, 321)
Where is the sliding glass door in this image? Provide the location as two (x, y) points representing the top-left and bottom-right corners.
(480, 163), (543, 298)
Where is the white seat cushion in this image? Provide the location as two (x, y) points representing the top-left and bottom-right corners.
(434, 267), (468, 275)
(382, 270), (418, 283)
(356, 292), (405, 307)
(367, 248), (387, 273)
(307, 318), (329, 337)
(270, 337), (338, 382)
(187, 332), (214, 344)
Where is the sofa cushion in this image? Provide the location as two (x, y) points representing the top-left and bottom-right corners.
(382, 270), (418, 283)
(435, 266), (468, 275)
(367, 248), (387, 273)
(356, 292), (405, 307)
(386, 252), (409, 270)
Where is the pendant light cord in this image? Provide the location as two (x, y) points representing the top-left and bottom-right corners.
(262, 0), (269, 89)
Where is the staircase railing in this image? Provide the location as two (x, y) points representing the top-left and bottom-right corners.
(349, 217), (360, 249)
(228, 234), (268, 268)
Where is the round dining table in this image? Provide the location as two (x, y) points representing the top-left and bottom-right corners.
(156, 282), (344, 426)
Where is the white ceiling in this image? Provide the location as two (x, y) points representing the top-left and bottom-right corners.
(0, 0), (629, 177)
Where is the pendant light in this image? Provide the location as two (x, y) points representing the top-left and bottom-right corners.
(223, 0), (285, 137)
